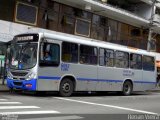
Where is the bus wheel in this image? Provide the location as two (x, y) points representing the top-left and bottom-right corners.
(59, 78), (74, 97)
(122, 81), (133, 96)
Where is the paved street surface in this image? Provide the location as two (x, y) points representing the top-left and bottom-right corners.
(0, 91), (160, 120)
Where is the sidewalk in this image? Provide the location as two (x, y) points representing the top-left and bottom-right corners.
(149, 86), (160, 92)
(0, 79), (9, 92)
(0, 84), (9, 92)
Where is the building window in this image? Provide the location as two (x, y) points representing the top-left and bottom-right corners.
(91, 15), (108, 41)
(74, 8), (92, 20)
(107, 19), (118, 42)
(74, 8), (92, 37)
(38, 1), (59, 30)
(80, 45), (97, 65)
(15, 2), (38, 26)
(156, 35), (160, 52)
(117, 23), (129, 45)
(0, 0), (14, 21)
(139, 29), (148, 50)
(41, 9), (59, 30)
(62, 42), (78, 63)
(58, 5), (75, 34)
(75, 18), (91, 37)
(59, 15), (75, 34)
(128, 26), (142, 48)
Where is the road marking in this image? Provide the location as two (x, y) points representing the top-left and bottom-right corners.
(0, 111), (60, 115)
(55, 97), (159, 115)
(23, 115), (83, 120)
(0, 102), (22, 104)
(0, 106), (40, 109)
(0, 99), (8, 101)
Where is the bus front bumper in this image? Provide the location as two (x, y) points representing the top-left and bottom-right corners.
(7, 78), (37, 91)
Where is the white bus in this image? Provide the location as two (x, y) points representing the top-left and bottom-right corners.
(7, 33), (156, 96)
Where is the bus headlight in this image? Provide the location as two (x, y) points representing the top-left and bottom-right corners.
(26, 73), (37, 80)
(7, 72), (13, 79)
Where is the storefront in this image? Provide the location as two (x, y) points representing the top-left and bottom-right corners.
(0, 42), (10, 84)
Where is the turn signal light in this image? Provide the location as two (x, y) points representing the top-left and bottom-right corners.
(25, 84), (32, 88)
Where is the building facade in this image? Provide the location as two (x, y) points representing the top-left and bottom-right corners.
(1, 0), (160, 80)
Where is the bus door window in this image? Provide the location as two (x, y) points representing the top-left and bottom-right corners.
(99, 48), (114, 67)
(105, 49), (114, 67)
(99, 48), (105, 66)
(40, 42), (60, 66)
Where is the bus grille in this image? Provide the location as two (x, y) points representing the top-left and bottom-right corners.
(11, 72), (28, 76)
(13, 82), (22, 86)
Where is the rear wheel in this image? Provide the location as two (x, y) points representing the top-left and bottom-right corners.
(122, 81), (133, 96)
(59, 78), (74, 97)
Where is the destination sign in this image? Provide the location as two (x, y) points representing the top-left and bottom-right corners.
(15, 34), (39, 42)
(16, 36), (33, 41)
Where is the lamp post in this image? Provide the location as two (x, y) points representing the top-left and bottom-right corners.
(147, 0), (156, 51)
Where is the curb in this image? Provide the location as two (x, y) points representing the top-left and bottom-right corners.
(0, 84), (9, 92)
(147, 90), (160, 92)
(146, 87), (160, 92)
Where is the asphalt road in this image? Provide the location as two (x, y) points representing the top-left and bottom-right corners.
(0, 91), (160, 120)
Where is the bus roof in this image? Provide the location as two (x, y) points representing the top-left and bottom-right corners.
(17, 32), (156, 57)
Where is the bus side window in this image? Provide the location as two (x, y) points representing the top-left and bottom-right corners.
(115, 51), (129, 68)
(143, 56), (155, 71)
(80, 45), (97, 65)
(130, 53), (142, 70)
(62, 42), (78, 63)
(40, 42), (60, 66)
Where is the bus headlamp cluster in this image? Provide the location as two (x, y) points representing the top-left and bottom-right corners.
(7, 72), (13, 79)
(26, 73), (37, 80)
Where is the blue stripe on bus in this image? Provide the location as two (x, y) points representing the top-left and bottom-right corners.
(77, 78), (123, 83)
(38, 76), (61, 80)
(38, 76), (156, 84)
(134, 81), (156, 84)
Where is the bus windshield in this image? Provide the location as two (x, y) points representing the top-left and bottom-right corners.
(9, 43), (37, 70)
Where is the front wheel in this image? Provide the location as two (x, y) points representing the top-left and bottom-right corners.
(122, 81), (133, 96)
(59, 78), (74, 97)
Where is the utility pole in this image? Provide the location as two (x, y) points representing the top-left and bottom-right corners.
(147, 0), (156, 51)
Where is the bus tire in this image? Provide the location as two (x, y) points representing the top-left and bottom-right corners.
(59, 78), (74, 97)
(122, 81), (133, 96)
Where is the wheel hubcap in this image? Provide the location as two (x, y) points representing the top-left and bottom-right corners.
(124, 84), (130, 93)
(62, 83), (70, 93)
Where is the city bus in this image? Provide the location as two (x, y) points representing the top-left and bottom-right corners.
(7, 32), (156, 96)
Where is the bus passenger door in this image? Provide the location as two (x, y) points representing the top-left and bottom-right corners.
(97, 48), (115, 91)
(76, 45), (98, 91)
(38, 41), (61, 91)
(142, 56), (156, 90)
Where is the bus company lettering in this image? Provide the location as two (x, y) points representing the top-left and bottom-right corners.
(61, 63), (70, 71)
(123, 70), (134, 76)
(128, 114), (159, 120)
